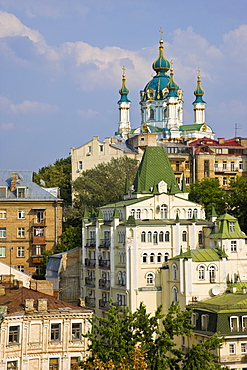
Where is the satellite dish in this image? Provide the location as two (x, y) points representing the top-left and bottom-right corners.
(212, 285), (220, 296)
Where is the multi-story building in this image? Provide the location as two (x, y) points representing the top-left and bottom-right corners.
(0, 280), (92, 370)
(0, 170), (63, 275)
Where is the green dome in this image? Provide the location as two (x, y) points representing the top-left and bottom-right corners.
(193, 73), (206, 104)
(152, 39), (170, 73)
(167, 68), (179, 97)
(118, 69), (130, 103)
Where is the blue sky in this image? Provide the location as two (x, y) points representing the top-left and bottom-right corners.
(0, 0), (247, 171)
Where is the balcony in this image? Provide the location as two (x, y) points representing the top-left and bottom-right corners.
(99, 299), (110, 310)
(32, 227), (46, 244)
(112, 301), (127, 311)
(31, 247), (45, 264)
(98, 259), (110, 269)
(99, 239), (110, 249)
(31, 218), (46, 227)
(99, 279), (110, 290)
(85, 277), (95, 287)
(116, 280), (126, 287)
(85, 258), (96, 268)
(85, 239), (96, 248)
(85, 296), (96, 307)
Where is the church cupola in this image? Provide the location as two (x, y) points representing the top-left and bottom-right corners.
(152, 37), (170, 75)
(193, 69), (206, 124)
(117, 67), (131, 139)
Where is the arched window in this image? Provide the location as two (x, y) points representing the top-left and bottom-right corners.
(161, 204), (168, 219)
(122, 272), (126, 286)
(146, 272), (155, 285)
(172, 264), (178, 280)
(150, 252), (155, 263)
(164, 252), (169, 262)
(198, 265), (205, 280)
(209, 265), (216, 283)
(165, 231), (170, 242)
(142, 253), (148, 263)
(153, 231), (158, 244)
(172, 286), (178, 302)
(141, 231), (146, 243)
(188, 208), (192, 219)
(157, 252), (162, 263)
(194, 208), (198, 219)
(136, 209), (141, 219)
(159, 231), (164, 242)
(149, 107), (155, 120)
(147, 231), (152, 243)
(118, 271), (123, 285)
(198, 231), (203, 245)
(182, 231), (187, 242)
(131, 209), (135, 217)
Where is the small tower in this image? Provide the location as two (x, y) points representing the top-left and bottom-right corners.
(193, 69), (206, 124)
(166, 63), (179, 130)
(117, 67), (131, 139)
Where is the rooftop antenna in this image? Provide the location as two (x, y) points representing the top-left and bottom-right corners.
(235, 123), (241, 138)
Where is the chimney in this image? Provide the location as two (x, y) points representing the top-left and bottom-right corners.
(25, 299), (34, 313)
(78, 298), (85, 307)
(218, 138), (225, 144)
(37, 298), (48, 312)
(10, 173), (17, 192)
(0, 286), (5, 296)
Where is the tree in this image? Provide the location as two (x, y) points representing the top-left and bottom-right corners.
(33, 157), (72, 205)
(55, 225), (81, 253)
(72, 157), (138, 214)
(189, 178), (227, 219)
(82, 302), (222, 370)
(228, 177), (247, 234)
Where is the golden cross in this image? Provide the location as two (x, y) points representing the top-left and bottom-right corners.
(197, 68), (200, 76)
(159, 27), (163, 40)
(170, 60), (173, 70)
(122, 66), (126, 76)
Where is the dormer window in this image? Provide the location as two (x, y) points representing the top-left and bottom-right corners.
(229, 222), (235, 233)
(0, 187), (7, 198)
(17, 187), (26, 198)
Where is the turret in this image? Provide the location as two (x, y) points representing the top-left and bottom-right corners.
(193, 69), (206, 124)
(117, 67), (131, 139)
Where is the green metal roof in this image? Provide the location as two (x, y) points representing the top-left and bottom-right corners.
(180, 123), (204, 131)
(171, 247), (227, 262)
(101, 196), (152, 209)
(210, 213), (247, 239)
(132, 146), (181, 194)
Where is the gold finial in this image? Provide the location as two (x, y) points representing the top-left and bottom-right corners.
(170, 60), (173, 71)
(159, 27), (163, 40)
(197, 68), (200, 76)
(122, 66), (126, 77)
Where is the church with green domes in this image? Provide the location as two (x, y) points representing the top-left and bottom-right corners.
(117, 34), (214, 142)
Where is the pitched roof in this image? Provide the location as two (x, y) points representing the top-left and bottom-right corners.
(132, 147), (181, 194)
(0, 287), (91, 315)
(171, 247), (227, 262)
(210, 213), (246, 239)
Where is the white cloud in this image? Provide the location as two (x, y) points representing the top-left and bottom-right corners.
(77, 109), (99, 118)
(10, 100), (59, 114)
(0, 122), (15, 130)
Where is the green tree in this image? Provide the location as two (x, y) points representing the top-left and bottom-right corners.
(228, 177), (247, 234)
(82, 302), (221, 370)
(33, 157), (72, 205)
(55, 225), (81, 253)
(189, 178), (227, 218)
(72, 157), (138, 214)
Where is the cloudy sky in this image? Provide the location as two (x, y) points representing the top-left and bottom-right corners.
(0, 0), (247, 171)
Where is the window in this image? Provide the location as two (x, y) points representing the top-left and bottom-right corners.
(191, 313), (197, 326)
(141, 232), (146, 243)
(88, 146), (92, 153)
(231, 240), (237, 252)
(182, 231), (187, 242)
(231, 161), (235, 171)
(216, 148), (222, 154)
(165, 231), (170, 242)
(198, 231), (203, 245)
(18, 209), (25, 219)
(230, 316), (239, 332)
(241, 343), (247, 353)
(72, 323), (81, 341)
(7, 361), (18, 370)
(147, 232), (152, 242)
(239, 161), (244, 170)
(176, 161), (180, 172)
(201, 314), (208, 330)
(17, 265), (24, 272)
(9, 326), (20, 344)
(0, 209), (6, 219)
(223, 161), (227, 170)
(0, 187), (7, 198)
(159, 231), (164, 242)
(185, 177), (190, 184)
(146, 272), (155, 285)
(242, 316), (247, 331)
(172, 264), (178, 280)
(136, 209), (141, 219)
(157, 253), (162, 263)
(149, 107), (154, 120)
(164, 252), (169, 262)
(17, 227), (25, 238)
(193, 209), (198, 219)
(99, 145), (104, 152)
(229, 343), (236, 354)
(0, 246), (6, 257)
(34, 228), (44, 237)
(185, 161), (190, 170)
(209, 265), (216, 283)
(161, 204), (168, 219)
(0, 227), (6, 238)
(17, 187), (26, 198)
(71, 357), (80, 370)
(204, 160), (209, 177)
(78, 161), (83, 170)
(142, 253), (147, 263)
(34, 245), (43, 255)
(223, 177), (227, 186)
(198, 265), (205, 280)
(17, 246), (25, 257)
(187, 209), (192, 219)
(153, 232), (158, 244)
(36, 210), (44, 223)
(50, 323), (61, 341)
(229, 222), (235, 233)
(117, 293), (126, 307)
(172, 286), (178, 301)
(49, 358), (59, 370)
(214, 161), (218, 169)
(150, 252), (155, 263)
